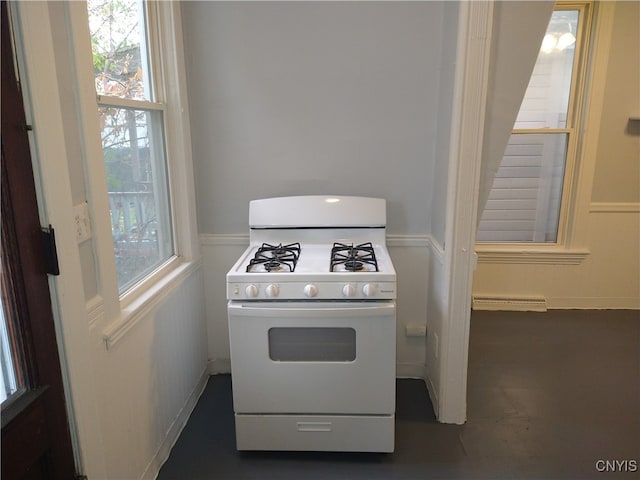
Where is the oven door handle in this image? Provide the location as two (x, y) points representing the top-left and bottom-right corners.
(228, 301), (395, 319)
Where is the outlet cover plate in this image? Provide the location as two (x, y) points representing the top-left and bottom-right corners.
(73, 202), (92, 243)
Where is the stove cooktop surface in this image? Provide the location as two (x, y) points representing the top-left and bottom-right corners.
(244, 241), (387, 274)
(226, 241), (396, 300)
(232, 242), (394, 275)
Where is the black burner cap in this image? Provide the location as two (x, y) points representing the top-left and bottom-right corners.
(344, 260), (364, 271)
(264, 260), (282, 271)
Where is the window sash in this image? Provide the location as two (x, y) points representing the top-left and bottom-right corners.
(98, 96), (164, 111)
(89, 0), (176, 295)
(98, 106), (174, 293)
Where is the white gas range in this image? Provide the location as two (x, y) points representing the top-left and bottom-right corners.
(226, 195), (397, 453)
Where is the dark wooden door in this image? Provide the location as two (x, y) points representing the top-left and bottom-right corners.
(1, 2), (77, 479)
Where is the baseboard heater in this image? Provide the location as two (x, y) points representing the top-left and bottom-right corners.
(472, 295), (547, 312)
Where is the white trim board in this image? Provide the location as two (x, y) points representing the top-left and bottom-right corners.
(425, 375), (439, 419)
(199, 233), (435, 248)
(199, 233), (248, 247)
(208, 358), (231, 375)
(396, 362), (427, 380)
(547, 297), (640, 310)
(590, 202), (640, 213)
(472, 295), (639, 310)
(434, 0), (494, 425)
(472, 295), (547, 312)
(12, 2), (108, 475)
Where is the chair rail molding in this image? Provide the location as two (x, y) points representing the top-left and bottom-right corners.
(590, 202), (640, 213)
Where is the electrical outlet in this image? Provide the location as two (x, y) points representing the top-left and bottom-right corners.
(405, 324), (427, 337)
(73, 202), (92, 243)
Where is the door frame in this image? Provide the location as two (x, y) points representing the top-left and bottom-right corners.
(1, 2), (76, 477)
(7, 1), (108, 476)
(426, 1), (493, 424)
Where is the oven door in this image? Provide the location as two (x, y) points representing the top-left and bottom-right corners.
(228, 301), (396, 415)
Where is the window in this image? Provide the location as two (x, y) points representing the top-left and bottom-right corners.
(477, 4), (591, 243)
(88, 0), (174, 292)
(0, 298), (22, 405)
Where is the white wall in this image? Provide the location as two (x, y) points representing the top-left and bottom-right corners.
(591, 2), (640, 204)
(430, 2), (459, 247)
(91, 270), (208, 479)
(182, 2), (455, 377)
(425, 0), (460, 417)
(183, 1), (444, 235)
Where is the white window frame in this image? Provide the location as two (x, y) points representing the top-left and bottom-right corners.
(67, 1), (200, 345)
(91, 1), (179, 301)
(476, 1), (599, 265)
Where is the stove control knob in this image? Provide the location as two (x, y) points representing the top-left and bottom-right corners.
(362, 283), (377, 297)
(265, 284), (279, 298)
(304, 284), (318, 298)
(245, 284), (259, 298)
(342, 284), (356, 297)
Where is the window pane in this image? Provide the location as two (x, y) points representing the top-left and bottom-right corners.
(88, 0), (152, 101)
(1, 294), (25, 407)
(477, 133), (568, 243)
(514, 10), (579, 129)
(99, 107), (173, 291)
(1, 299), (18, 404)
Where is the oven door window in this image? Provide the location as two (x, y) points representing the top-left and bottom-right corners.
(268, 327), (356, 362)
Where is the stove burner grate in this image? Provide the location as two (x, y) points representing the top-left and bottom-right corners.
(247, 242), (301, 272)
(330, 242), (379, 272)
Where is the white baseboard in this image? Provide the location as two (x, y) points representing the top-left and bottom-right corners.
(208, 358), (231, 374)
(396, 362), (426, 379)
(546, 297), (640, 310)
(425, 375), (439, 419)
(141, 367), (209, 480)
(472, 295), (547, 312)
(472, 294), (639, 311)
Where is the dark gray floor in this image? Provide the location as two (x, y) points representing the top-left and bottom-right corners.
(158, 310), (640, 479)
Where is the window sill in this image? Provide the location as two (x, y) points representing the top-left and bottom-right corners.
(102, 257), (202, 349)
(475, 245), (589, 265)
(119, 256), (183, 311)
